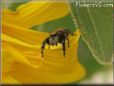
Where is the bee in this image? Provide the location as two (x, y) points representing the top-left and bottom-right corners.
(41, 28), (74, 57)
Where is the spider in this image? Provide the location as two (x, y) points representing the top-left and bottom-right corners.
(41, 28), (74, 57)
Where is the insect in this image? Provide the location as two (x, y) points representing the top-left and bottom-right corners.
(41, 28), (74, 57)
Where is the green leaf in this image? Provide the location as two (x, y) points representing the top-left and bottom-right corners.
(69, 1), (113, 64)
(78, 37), (106, 80)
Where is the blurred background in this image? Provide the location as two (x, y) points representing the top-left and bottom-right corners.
(2, 0), (113, 84)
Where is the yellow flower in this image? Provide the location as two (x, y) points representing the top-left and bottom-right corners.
(2, 0), (86, 84)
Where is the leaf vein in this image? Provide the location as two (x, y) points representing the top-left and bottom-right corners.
(86, 7), (105, 60)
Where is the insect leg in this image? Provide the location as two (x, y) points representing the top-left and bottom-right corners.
(62, 39), (66, 57)
(41, 40), (46, 58)
(48, 44), (50, 49)
(66, 36), (70, 48)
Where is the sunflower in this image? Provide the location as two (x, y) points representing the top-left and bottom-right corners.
(2, 0), (86, 84)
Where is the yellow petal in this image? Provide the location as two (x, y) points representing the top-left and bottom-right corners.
(2, 0), (69, 28)
(2, 34), (36, 48)
(2, 0), (85, 83)
(2, 22), (62, 50)
(2, 74), (19, 84)
(2, 22), (48, 45)
(2, 22), (80, 49)
(2, 47), (13, 73)
(2, 43), (42, 69)
(2, 26), (86, 83)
